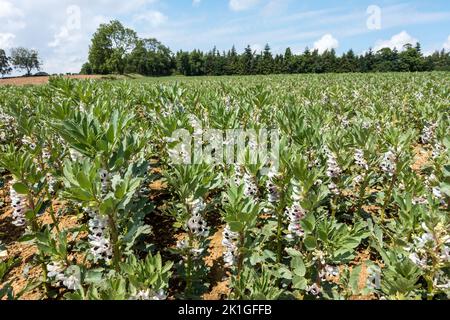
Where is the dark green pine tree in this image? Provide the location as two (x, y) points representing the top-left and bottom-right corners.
(241, 45), (254, 75)
(262, 44), (274, 74)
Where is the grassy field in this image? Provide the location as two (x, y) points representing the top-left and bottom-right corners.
(0, 72), (449, 300)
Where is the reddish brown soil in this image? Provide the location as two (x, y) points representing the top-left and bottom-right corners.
(0, 75), (103, 86)
(202, 227), (231, 300)
(411, 145), (431, 172)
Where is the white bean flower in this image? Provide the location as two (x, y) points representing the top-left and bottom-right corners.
(222, 225), (239, 267)
(420, 122), (437, 145)
(10, 182), (28, 227)
(354, 149), (369, 170)
(325, 149), (342, 178)
(86, 209), (113, 263)
(380, 150), (396, 177)
(186, 197), (209, 238)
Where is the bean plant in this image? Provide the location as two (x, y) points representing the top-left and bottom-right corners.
(0, 73), (449, 300)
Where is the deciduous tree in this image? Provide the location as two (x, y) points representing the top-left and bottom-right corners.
(10, 47), (41, 76)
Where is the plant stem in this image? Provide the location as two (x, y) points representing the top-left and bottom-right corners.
(184, 201), (193, 296)
(27, 193), (49, 296)
(356, 172), (369, 213)
(39, 252), (49, 296)
(236, 232), (245, 281)
(331, 196), (337, 218)
(425, 275), (434, 300)
(381, 174), (397, 222)
(276, 206), (283, 263)
(185, 233), (193, 296)
(47, 194), (60, 234)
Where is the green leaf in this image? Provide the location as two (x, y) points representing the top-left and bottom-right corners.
(228, 221), (244, 233)
(285, 247), (301, 257)
(291, 256), (306, 277)
(277, 267), (292, 280)
(24, 209), (35, 221)
(12, 182), (28, 195)
(292, 276), (307, 290)
(300, 212), (316, 234)
(76, 171), (91, 190)
(18, 234), (36, 242)
(173, 222), (183, 229)
(84, 269), (104, 285)
(303, 236), (317, 251)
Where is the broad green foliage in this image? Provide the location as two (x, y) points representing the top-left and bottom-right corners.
(0, 73), (449, 300)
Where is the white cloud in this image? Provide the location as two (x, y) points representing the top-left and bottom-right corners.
(104, 0), (159, 13)
(0, 0), (26, 31)
(381, 4), (450, 29)
(134, 10), (168, 27)
(0, 33), (16, 49)
(192, 0), (201, 6)
(48, 27), (83, 48)
(374, 31), (418, 52)
(261, 0), (289, 17)
(251, 43), (263, 53)
(229, 0), (260, 12)
(313, 34), (338, 54)
(444, 35), (450, 51)
(44, 55), (85, 75)
(0, 0), (23, 19)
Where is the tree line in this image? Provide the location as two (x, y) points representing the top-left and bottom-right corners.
(173, 45), (450, 76)
(0, 48), (42, 77)
(82, 21), (450, 77)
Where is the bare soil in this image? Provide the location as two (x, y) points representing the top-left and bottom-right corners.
(0, 75), (103, 86)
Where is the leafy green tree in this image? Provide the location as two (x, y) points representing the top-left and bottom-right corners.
(125, 41), (148, 75)
(0, 49), (12, 78)
(425, 50), (450, 71)
(189, 50), (205, 76)
(340, 49), (358, 73)
(374, 48), (399, 72)
(398, 43), (425, 72)
(87, 20), (138, 74)
(126, 38), (174, 76)
(10, 47), (41, 76)
(80, 62), (93, 75)
(176, 51), (191, 76)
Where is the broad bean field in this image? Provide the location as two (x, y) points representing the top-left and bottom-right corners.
(0, 73), (449, 300)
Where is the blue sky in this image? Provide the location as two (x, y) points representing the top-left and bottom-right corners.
(1, 0), (450, 74)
